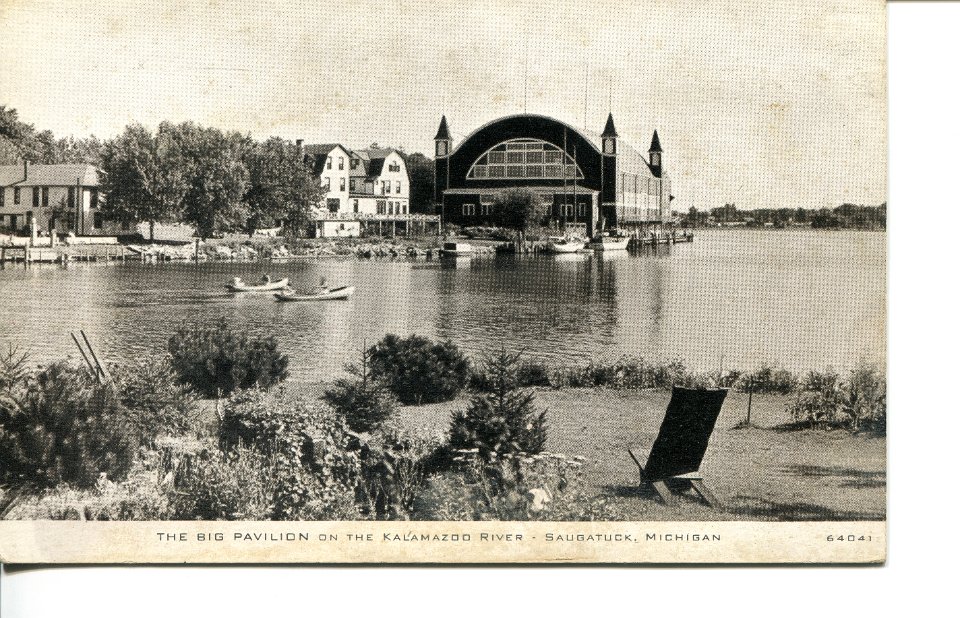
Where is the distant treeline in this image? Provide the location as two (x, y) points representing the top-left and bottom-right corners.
(0, 106), (437, 239)
(682, 202), (886, 229)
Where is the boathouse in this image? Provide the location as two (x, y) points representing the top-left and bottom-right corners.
(433, 114), (672, 236)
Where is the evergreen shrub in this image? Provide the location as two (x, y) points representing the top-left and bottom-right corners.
(167, 318), (288, 397)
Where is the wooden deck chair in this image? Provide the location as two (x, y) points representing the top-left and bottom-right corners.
(627, 387), (727, 507)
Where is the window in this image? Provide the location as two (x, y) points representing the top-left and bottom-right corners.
(462, 203), (476, 216)
(401, 203), (407, 214)
(353, 199), (359, 212)
(376, 200), (386, 214)
(388, 202), (394, 215)
(41, 187), (49, 207)
(0, 189), (4, 208)
(340, 178), (346, 191)
(338, 157), (344, 170)
(14, 187), (20, 205)
(577, 204), (586, 217)
(33, 187), (39, 207)
(323, 177), (330, 190)
(395, 181), (401, 193)
(351, 159), (358, 169)
(326, 158), (332, 169)
(480, 203), (492, 216)
(93, 212), (103, 229)
(383, 181), (390, 194)
(468, 139), (584, 180)
(68, 187), (75, 206)
(90, 189), (98, 207)
(388, 162), (400, 172)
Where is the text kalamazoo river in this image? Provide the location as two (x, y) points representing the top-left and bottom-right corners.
(0, 229), (885, 383)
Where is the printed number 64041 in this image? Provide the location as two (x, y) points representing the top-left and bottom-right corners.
(826, 535), (872, 541)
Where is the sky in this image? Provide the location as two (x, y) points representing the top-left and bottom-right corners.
(0, 0), (886, 211)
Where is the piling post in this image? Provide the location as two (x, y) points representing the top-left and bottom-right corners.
(746, 376), (753, 426)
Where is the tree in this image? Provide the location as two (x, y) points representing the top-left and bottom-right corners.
(178, 124), (252, 239)
(323, 347), (398, 433)
(403, 152), (435, 215)
(492, 188), (542, 248)
(99, 123), (191, 240)
(449, 350), (548, 462)
(368, 334), (471, 405)
(243, 137), (324, 237)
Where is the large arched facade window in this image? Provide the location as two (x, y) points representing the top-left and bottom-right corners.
(467, 139), (584, 180)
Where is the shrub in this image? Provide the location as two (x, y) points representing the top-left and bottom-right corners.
(323, 348), (398, 433)
(168, 318), (289, 397)
(411, 450), (619, 521)
(171, 445), (276, 520)
(218, 390), (362, 519)
(6, 473), (173, 521)
(738, 362), (798, 394)
(785, 363), (886, 433)
(368, 334), (470, 405)
(356, 428), (445, 520)
(449, 351), (548, 462)
(113, 357), (200, 443)
(0, 357), (137, 490)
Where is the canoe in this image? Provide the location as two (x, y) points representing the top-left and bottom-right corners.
(225, 277), (290, 292)
(274, 286), (355, 302)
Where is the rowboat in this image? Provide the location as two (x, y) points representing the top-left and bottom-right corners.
(225, 277), (290, 292)
(274, 286), (355, 302)
(587, 235), (629, 251)
(438, 242), (474, 256)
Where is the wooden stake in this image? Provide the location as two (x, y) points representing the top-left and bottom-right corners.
(70, 332), (98, 377)
(80, 330), (111, 383)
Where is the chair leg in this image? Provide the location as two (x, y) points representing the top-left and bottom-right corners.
(650, 481), (677, 506)
(690, 479), (721, 508)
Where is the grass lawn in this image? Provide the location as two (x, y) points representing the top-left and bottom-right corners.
(282, 384), (886, 521)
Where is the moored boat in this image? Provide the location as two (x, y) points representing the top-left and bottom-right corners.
(274, 286), (355, 302)
(587, 235), (629, 251)
(226, 277), (290, 292)
(438, 242), (474, 256)
(545, 237), (587, 254)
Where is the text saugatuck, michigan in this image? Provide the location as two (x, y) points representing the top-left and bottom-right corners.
(155, 531), (722, 543)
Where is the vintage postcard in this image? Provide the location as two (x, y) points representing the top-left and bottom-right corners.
(0, 0), (885, 564)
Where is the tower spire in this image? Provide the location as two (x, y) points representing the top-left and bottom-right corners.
(602, 112), (618, 138)
(434, 115), (451, 141)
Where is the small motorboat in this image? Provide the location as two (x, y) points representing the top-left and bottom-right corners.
(226, 277), (290, 292)
(274, 286), (355, 302)
(545, 237), (586, 254)
(587, 234), (629, 251)
(438, 242), (474, 256)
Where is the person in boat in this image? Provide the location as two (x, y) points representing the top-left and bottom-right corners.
(261, 274), (272, 283)
(232, 276), (242, 286)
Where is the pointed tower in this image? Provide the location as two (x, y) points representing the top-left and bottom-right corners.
(601, 112), (618, 156)
(434, 115), (451, 158)
(434, 116), (452, 206)
(648, 130), (663, 177)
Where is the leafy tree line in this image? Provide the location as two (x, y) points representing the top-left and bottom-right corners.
(1, 105), (441, 238)
(99, 123), (326, 240)
(681, 202), (886, 229)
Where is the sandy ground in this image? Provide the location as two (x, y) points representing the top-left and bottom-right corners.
(282, 384), (886, 521)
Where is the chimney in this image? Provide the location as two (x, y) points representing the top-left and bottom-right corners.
(295, 139), (305, 162)
(23, 160), (29, 182)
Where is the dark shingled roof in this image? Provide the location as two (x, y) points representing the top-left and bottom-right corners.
(601, 113), (618, 138)
(0, 163), (99, 187)
(434, 115), (451, 140)
(649, 130), (662, 153)
(366, 158), (385, 177)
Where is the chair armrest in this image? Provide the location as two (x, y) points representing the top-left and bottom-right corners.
(627, 446), (650, 474)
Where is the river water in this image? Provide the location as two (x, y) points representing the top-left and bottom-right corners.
(0, 229), (885, 382)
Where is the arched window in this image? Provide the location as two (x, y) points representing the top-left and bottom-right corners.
(467, 139), (584, 180)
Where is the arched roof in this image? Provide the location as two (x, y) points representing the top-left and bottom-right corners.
(452, 114), (603, 158)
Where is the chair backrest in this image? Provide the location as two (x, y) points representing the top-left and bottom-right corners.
(643, 387), (728, 481)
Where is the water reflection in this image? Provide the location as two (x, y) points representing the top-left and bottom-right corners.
(0, 229), (886, 382)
